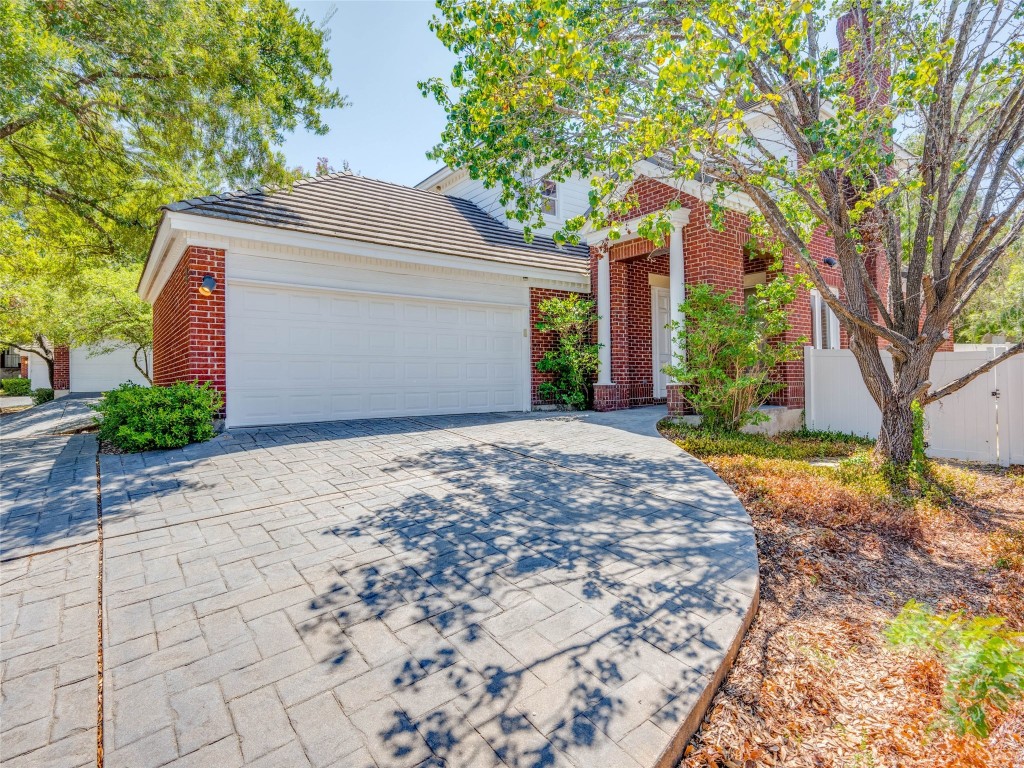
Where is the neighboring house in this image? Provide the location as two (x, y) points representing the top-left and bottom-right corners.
(0, 344), (150, 392)
(139, 168), (849, 429)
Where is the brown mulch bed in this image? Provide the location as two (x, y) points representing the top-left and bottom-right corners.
(660, 426), (1024, 768)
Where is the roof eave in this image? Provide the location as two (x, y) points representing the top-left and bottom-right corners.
(143, 210), (590, 294)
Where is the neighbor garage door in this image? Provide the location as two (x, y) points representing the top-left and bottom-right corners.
(225, 282), (528, 427)
(69, 345), (151, 392)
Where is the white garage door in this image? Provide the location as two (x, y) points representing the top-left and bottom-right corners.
(69, 345), (151, 392)
(226, 282), (528, 427)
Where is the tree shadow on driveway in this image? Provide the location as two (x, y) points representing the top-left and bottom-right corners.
(95, 412), (758, 767)
(294, 430), (758, 767)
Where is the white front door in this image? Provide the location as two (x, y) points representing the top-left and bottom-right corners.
(651, 286), (671, 399)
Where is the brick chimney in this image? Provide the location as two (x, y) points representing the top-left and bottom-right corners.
(838, 6), (891, 333)
(837, 8), (890, 111)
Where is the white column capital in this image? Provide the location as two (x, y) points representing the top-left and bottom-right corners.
(666, 208), (690, 228)
(583, 207), (691, 246)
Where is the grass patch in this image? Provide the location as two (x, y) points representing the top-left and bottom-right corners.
(658, 419), (873, 460)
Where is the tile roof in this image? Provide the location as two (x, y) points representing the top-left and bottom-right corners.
(163, 172), (589, 274)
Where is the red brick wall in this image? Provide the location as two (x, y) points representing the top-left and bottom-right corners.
(593, 177), (854, 411)
(152, 246), (226, 405)
(530, 286), (591, 406)
(19, 356), (28, 379)
(53, 346), (70, 390)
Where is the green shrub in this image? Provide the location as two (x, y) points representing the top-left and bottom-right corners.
(31, 388), (54, 405)
(663, 277), (804, 431)
(1, 378), (32, 396)
(886, 600), (1024, 738)
(94, 382), (223, 452)
(535, 294), (601, 409)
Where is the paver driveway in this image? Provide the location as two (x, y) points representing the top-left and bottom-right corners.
(2, 407), (758, 768)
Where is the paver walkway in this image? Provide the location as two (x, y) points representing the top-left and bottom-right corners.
(2, 407), (758, 768)
(1, 395), (101, 439)
(1, 433), (100, 768)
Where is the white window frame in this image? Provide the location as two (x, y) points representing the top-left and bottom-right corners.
(540, 180), (558, 217)
(811, 288), (841, 350)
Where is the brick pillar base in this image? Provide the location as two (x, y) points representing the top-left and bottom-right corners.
(593, 384), (629, 412)
(666, 383), (697, 418)
(53, 346), (70, 390)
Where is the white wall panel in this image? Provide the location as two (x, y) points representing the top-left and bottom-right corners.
(70, 345), (151, 392)
(805, 347), (1023, 466)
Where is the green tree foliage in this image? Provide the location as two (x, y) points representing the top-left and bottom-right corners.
(887, 600), (1024, 739)
(1, 0), (344, 265)
(955, 245), (1024, 343)
(664, 278), (803, 431)
(423, 0), (1024, 466)
(534, 294), (600, 409)
(1, 0), (344, 365)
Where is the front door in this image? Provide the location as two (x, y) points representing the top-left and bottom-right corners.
(651, 286), (671, 399)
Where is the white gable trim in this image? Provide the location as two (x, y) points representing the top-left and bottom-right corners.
(139, 212), (589, 304)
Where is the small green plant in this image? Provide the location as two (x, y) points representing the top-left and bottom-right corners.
(910, 400), (928, 477)
(535, 294), (601, 409)
(886, 600), (1024, 738)
(94, 382), (223, 452)
(1, 378), (32, 396)
(664, 277), (804, 431)
(31, 388), (54, 405)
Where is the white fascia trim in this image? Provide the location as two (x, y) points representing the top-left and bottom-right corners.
(634, 161), (758, 213)
(416, 166), (469, 193)
(584, 208), (691, 246)
(140, 212), (589, 303)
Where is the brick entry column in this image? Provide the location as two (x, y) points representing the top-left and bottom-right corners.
(52, 346), (70, 391)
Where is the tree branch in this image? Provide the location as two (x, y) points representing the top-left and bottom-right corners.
(922, 341), (1023, 403)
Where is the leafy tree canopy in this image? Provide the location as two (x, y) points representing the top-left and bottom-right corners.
(1, 0), (344, 360)
(423, 0), (1024, 465)
(956, 242), (1024, 343)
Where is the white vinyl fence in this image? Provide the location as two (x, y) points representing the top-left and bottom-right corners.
(805, 347), (1024, 467)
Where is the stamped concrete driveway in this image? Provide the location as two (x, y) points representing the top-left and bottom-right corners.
(2, 407), (758, 768)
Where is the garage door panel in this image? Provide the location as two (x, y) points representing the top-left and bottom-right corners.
(289, 328), (323, 354)
(435, 306), (461, 325)
(288, 293), (323, 316)
(368, 330), (397, 350)
(403, 332), (431, 352)
(405, 363), (430, 380)
(492, 310), (516, 329)
(404, 392), (431, 410)
(227, 283), (526, 426)
(330, 298), (361, 318)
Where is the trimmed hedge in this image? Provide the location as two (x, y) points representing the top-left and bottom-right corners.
(1, 378), (32, 396)
(94, 382), (223, 452)
(32, 388), (55, 405)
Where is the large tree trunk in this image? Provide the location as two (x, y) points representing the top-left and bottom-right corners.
(35, 335), (55, 390)
(876, 394), (915, 466)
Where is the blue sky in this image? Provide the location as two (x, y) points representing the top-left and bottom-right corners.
(282, 1), (457, 186)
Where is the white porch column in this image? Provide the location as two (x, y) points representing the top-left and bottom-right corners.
(596, 252), (612, 384)
(668, 209), (690, 365)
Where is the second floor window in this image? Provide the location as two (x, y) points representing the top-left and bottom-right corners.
(540, 180), (558, 217)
